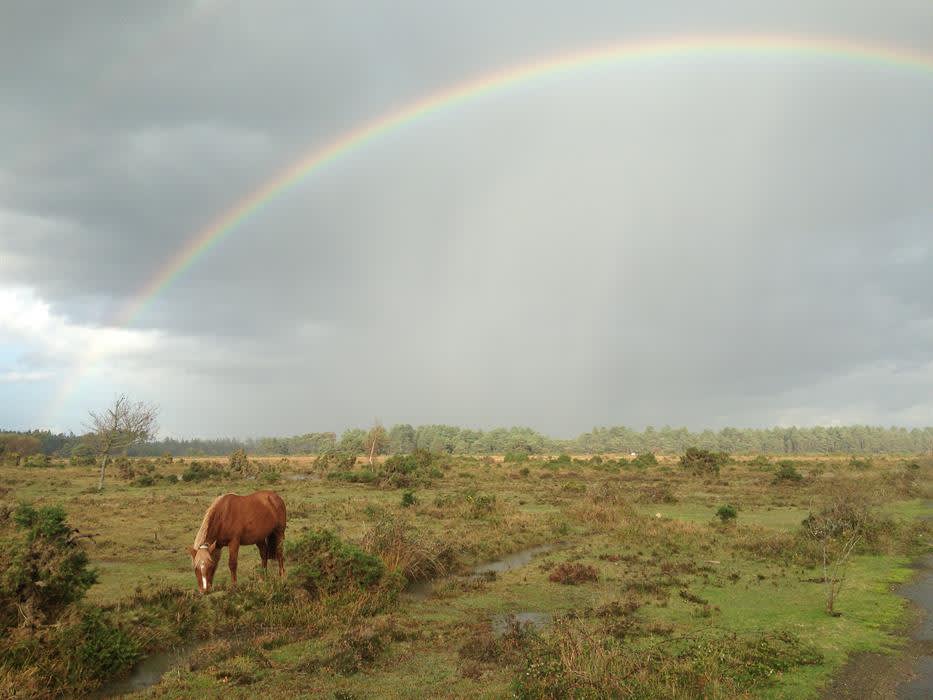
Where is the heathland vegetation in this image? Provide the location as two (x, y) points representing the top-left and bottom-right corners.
(0, 442), (929, 698)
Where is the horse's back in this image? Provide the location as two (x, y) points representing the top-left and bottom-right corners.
(213, 491), (285, 544)
(255, 490), (286, 526)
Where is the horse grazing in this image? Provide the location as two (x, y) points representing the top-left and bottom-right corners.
(187, 490), (286, 593)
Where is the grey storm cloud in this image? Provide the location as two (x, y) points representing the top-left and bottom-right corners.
(1, 0), (932, 436)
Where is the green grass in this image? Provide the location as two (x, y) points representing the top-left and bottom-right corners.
(1, 456), (929, 698)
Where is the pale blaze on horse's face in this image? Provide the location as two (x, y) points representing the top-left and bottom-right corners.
(188, 543), (217, 593)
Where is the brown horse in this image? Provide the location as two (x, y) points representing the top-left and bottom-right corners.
(187, 490), (286, 593)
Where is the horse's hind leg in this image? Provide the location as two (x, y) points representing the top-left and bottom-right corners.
(257, 541), (269, 571)
(273, 527), (285, 576)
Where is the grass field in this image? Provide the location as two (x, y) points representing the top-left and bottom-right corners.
(1, 452), (930, 698)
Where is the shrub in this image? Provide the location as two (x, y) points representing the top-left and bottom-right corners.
(400, 491), (417, 508)
(749, 455), (771, 468)
(259, 470), (281, 484)
(23, 453), (51, 468)
(504, 452), (529, 463)
(1, 504), (98, 629)
(548, 563), (598, 585)
(774, 461), (803, 483)
(288, 530), (386, 597)
(716, 504), (738, 523)
(229, 448), (250, 472)
(549, 454), (572, 467)
(315, 451), (358, 472)
(680, 448), (728, 474)
(67, 607), (141, 680)
(630, 452), (658, 468)
(181, 461), (226, 482)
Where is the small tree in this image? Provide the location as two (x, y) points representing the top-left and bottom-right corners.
(86, 395), (158, 491)
(364, 422), (388, 466)
(803, 489), (872, 616)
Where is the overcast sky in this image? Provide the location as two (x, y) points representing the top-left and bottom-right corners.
(1, 1), (931, 437)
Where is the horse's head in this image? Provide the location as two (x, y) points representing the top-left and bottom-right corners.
(188, 542), (218, 593)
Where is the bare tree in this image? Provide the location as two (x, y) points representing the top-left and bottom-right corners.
(803, 486), (872, 616)
(364, 421), (388, 466)
(87, 395), (159, 490)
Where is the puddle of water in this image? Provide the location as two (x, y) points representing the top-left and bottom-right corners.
(472, 544), (556, 576)
(492, 611), (551, 635)
(403, 544), (557, 602)
(96, 644), (195, 698)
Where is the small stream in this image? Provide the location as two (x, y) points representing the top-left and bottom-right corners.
(95, 644), (197, 698)
(404, 543), (557, 602)
(897, 553), (933, 699)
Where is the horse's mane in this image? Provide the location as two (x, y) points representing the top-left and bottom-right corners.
(193, 494), (230, 548)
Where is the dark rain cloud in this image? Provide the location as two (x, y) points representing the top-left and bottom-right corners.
(1, 1), (932, 435)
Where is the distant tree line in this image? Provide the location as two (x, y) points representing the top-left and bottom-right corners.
(3, 424), (933, 459)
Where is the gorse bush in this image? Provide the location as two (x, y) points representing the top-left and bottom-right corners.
(630, 452), (658, 468)
(716, 504), (738, 523)
(181, 461), (227, 482)
(1, 504), (98, 630)
(680, 448), (729, 475)
(67, 607), (141, 680)
(504, 452), (529, 463)
(23, 453), (52, 468)
(774, 461), (803, 483)
(288, 529), (386, 597)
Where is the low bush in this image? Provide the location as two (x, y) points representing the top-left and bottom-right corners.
(630, 452), (658, 468)
(23, 454), (51, 468)
(548, 454), (572, 467)
(716, 504), (738, 523)
(315, 451), (358, 472)
(327, 470), (379, 484)
(504, 452), (529, 463)
(400, 491), (417, 508)
(288, 530), (386, 598)
(360, 518), (453, 583)
(773, 461), (803, 483)
(181, 461), (227, 482)
(1, 503), (98, 629)
(680, 448), (729, 474)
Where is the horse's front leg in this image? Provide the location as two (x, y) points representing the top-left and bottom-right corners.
(228, 539), (240, 587)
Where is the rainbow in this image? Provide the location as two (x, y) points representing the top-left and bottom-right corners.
(46, 33), (933, 423)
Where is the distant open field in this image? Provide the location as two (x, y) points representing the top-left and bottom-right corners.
(1, 452), (930, 698)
